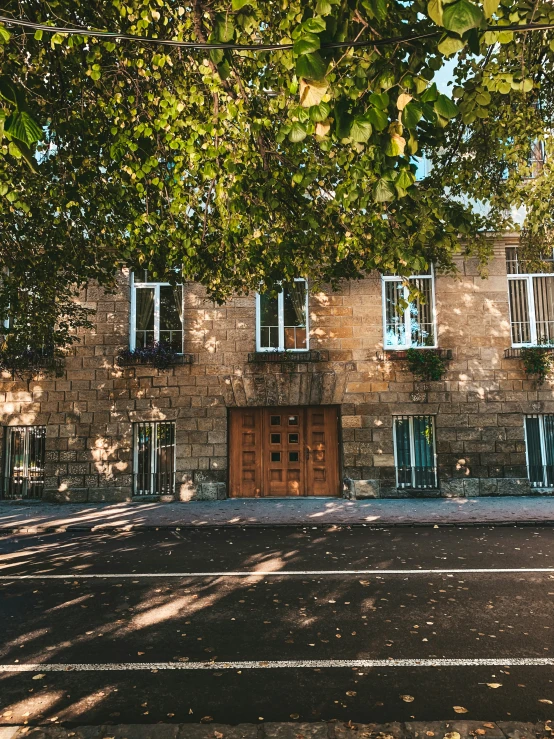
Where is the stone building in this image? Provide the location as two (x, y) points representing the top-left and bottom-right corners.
(1, 235), (554, 503)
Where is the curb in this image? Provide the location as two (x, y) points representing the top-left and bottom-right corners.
(2, 520), (554, 534)
(0, 720), (552, 739)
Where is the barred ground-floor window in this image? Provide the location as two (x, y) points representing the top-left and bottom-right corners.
(393, 415), (437, 489)
(524, 415), (554, 487)
(2, 426), (46, 500)
(133, 421), (176, 496)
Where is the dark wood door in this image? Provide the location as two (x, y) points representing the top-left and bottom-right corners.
(229, 406), (340, 498)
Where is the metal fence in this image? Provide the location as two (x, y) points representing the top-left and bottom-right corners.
(133, 421), (176, 496)
(2, 426), (46, 500)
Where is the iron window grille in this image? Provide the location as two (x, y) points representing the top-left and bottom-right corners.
(382, 267), (436, 350)
(130, 272), (184, 353)
(506, 247), (554, 347)
(3, 426), (46, 500)
(133, 421), (176, 496)
(524, 414), (554, 488)
(256, 279), (309, 352)
(393, 415), (438, 489)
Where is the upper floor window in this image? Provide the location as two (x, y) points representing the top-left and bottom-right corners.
(506, 247), (554, 346)
(130, 272), (183, 353)
(256, 280), (308, 352)
(382, 267), (436, 349)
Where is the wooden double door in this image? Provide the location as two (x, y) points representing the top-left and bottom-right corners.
(229, 406), (340, 497)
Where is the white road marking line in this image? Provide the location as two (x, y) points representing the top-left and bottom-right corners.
(1, 658), (554, 672)
(1, 567), (554, 579)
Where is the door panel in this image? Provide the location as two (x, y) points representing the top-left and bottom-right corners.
(229, 406), (340, 497)
(306, 406), (340, 497)
(263, 409), (305, 496)
(229, 408), (262, 497)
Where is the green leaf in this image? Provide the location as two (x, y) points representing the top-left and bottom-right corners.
(385, 134), (406, 156)
(302, 17), (327, 34)
(475, 91), (491, 106)
(34, 29), (43, 41)
(350, 115), (373, 142)
(373, 178), (396, 202)
(366, 107), (389, 131)
(396, 168), (415, 191)
(209, 48), (225, 65)
(427, 0), (443, 26)
(217, 57), (231, 80)
(0, 24), (10, 44)
(0, 76), (18, 107)
(232, 0), (256, 9)
(5, 111), (43, 145)
(434, 94), (458, 119)
(420, 83), (438, 103)
(483, 0), (499, 18)
(437, 34), (466, 56)
(442, 0), (484, 35)
(309, 101), (331, 122)
(334, 100), (353, 139)
(215, 14), (235, 43)
(315, 0), (333, 15)
(289, 122), (307, 143)
(293, 33), (321, 56)
(402, 102), (423, 128)
(362, 0), (388, 22)
(369, 91), (389, 109)
(295, 52), (327, 81)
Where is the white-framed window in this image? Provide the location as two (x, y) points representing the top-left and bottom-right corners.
(382, 268), (436, 349)
(506, 247), (554, 347)
(133, 421), (176, 496)
(393, 415), (437, 489)
(3, 426), (46, 500)
(130, 272), (184, 352)
(256, 279), (309, 352)
(524, 414), (554, 488)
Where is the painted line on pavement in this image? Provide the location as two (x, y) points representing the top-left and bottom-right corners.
(1, 658), (554, 672)
(1, 567), (554, 580)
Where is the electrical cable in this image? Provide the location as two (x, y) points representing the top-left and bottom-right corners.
(0, 14), (553, 52)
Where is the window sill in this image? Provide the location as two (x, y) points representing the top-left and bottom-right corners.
(117, 352), (193, 368)
(504, 347), (554, 358)
(377, 348), (452, 361)
(248, 350), (329, 363)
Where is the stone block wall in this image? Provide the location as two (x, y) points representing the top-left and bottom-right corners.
(0, 236), (551, 502)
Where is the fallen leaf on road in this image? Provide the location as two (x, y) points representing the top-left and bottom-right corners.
(487, 683), (502, 689)
(32, 674), (45, 680)
(346, 691), (357, 697)
(453, 706), (468, 713)
(201, 716), (213, 723)
(290, 714), (299, 719)
(483, 725), (495, 729)
(474, 730), (486, 735)
(425, 732), (434, 737)
(137, 652), (145, 656)
(214, 732), (224, 738)
(401, 695), (414, 703)
(539, 699), (553, 704)
(444, 733), (460, 739)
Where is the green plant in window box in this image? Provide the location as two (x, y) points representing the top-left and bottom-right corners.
(406, 348), (447, 382)
(520, 346), (553, 385)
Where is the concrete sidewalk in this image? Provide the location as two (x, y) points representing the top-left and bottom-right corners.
(2, 496), (554, 532)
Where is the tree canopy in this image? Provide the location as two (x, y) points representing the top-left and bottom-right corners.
(0, 0), (553, 359)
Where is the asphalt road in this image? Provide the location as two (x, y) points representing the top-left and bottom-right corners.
(0, 525), (554, 726)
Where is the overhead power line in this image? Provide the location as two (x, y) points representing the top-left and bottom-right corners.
(0, 15), (553, 52)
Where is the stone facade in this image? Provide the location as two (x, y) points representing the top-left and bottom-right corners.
(1, 236), (552, 502)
